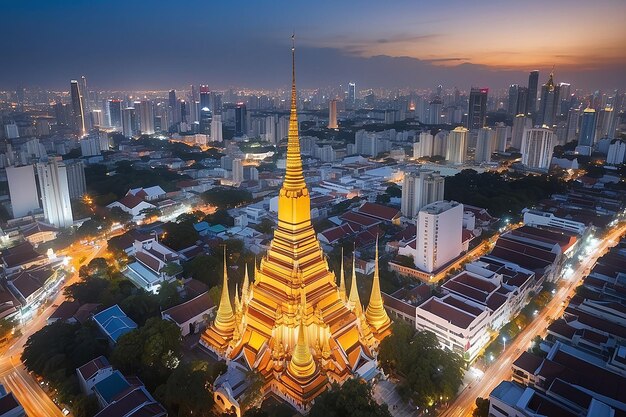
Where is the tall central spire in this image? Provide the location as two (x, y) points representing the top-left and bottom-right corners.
(283, 34), (306, 192)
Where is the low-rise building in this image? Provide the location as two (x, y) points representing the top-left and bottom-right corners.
(123, 239), (181, 293)
(92, 304), (137, 345)
(161, 292), (215, 336)
(77, 356), (114, 395)
(0, 383), (25, 417)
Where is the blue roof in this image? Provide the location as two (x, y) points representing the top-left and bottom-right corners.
(207, 224), (227, 233)
(94, 370), (130, 404)
(93, 304), (137, 343)
(193, 221), (209, 232)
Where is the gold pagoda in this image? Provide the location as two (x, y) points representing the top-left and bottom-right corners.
(202, 39), (391, 414)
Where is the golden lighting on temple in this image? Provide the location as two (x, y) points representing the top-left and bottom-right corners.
(201, 38), (391, 414)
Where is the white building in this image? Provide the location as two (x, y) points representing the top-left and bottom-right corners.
(413, 132), (434, 158)
(401, 169), (444, 218)
(414, 200), (463, 273)
(139, 100), (155, 134)
(161, 292), (215, 336)
(522, 208), (587, 235)
(65, 160), (86, 199)
(36, 157), (73, 228)
(211, 114), (223, 142)
(446, 127), (467, 164)
(521, 128), (554, 170)
(494, 123), (510, 153)
(232, 158), (244, 184)
(511, 114), (532, 149)
(80, 136), (100, 157)
(475, 127), (495, 163)
(606, 140), (626, 165)
(6, 165), (39, 218)
(4, 123), (19, 139)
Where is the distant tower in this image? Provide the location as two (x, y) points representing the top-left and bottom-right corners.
(211, 114), (223, 142)
(199, 85), (212, 134)
(235, 103), (247, 136)
(36, 157), (74, 228)
(446, 126), (468, 164)
(521, 128), (555, 170)
(108, 99), (122, 128)
(122, 107), (136, 138)
(475, 127), (495, 163)
(70, 80), (86, 136)
(348, 82), (356, 108)
(578, 107), (597, 147)
(537, 71), (559, 127)
(328, 99), (338, 129)
(467, 88), (488, 130)
(80, 76), (90, 113)
(139, 100), (155, 135)
(511, 114), (532, 150)
(507, 85), (519, 116)
(527, 70), (539, 115)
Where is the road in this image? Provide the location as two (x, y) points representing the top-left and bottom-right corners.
(0, 239), (106, 417)
(439, 223), (626, 417)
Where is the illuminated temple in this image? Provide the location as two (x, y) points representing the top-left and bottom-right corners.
(201, 41), (391, 415)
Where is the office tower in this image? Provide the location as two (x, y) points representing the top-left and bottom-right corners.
(80, 76), (90, 113)
(138, 100), (155, 134)
(467, 88), (488, 130)
(90, 110), (102, 128)
(264, 115), (277, 143)
(475, 127), (495, 163)
(80, 136), (100, 157)
(179, 100), (188, 124)
(36, 157), (74, 228)
(511, 114), (532, 149)
(347, 82), (356, 108)
(414, 132), (434, 158)
(401, 169), (445, 218)
(521, 128), (555, 170)
(606, 140), (626, 165)
(98, 131), (109, 151)
(235, 103), (247, 136)
(578, 107), (597, 147)
(70, 80), (86, 136)
(25, 138), (46, 159)
(507, 85), (519, 115)
(54, 103), (71, 128)
(4, 123), (19, 139)
(495, 123), (509, 153)
(198, 85), (212, 135)
(122, 107), (136, 138)
(527, 70), (539, 115)
(108, 99), (122, 128)
(596, 107), (616, 141)
(210, 92), (222, 115)
(516, 87), (528, 116)
(168, 89), (178, 125)
(537, 72), (559, 127)
(328, 99), (338, 129)
(65, 160), (86, 199)
(428, 98), (443, 124)
(232, 158), (244, 184)
(210, 114), (223, 142)
(202, 47), (388, 415)
(446, 126), (468, 164)
(433, 131), (448, 157)
(558, 82), (571, 116)
(414, 201), (463, 273)
(6, 165), (39, 218)
(566, 108), (580, 143)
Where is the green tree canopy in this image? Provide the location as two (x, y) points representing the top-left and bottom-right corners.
(309, 378), (391, 417)
(201, 187), (253, 209)
(157, 361), (218, 417)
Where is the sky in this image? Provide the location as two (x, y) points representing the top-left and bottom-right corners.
(1, 0), (625, 91)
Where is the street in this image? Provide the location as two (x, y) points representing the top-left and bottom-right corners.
(438, 223), (626, 417)
(0, 239), (106, 417)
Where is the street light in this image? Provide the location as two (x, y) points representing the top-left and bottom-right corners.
(502, 336), (507, 351)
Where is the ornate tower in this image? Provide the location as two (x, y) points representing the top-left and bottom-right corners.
(202, 38), (388, 414)
(365, 236), (392, 340)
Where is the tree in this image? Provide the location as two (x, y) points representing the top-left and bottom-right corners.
(70, 394), (100, 417)
(161, 262), (183, 277)
(161, 221), (199, 251)
(140, 207), (162, 221)
(473, 397), (490, 417)
(183, 255), (221, 287)
(309, 378), (391, 417)
(108, 207), (133, 224)
(201, 188), (253, 209)
(158, 361), (216, 417)
(0, 317), (17, 341)
(385, 184), (401, 198)
(158, 280), (181, 309)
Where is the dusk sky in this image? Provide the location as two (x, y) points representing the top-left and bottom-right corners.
(3, 0), (625, 91)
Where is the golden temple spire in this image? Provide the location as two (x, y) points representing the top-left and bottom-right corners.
(348, 253), (362, 314)
(241, 263), (250, 304)
(288, 288), (316, 378)
(214, 247), (235, 333)
(338, 248), (347, 302)
(366, 235), (391, 334)
(283, 33), (306, 192)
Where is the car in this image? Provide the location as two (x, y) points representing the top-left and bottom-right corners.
(62, 408), (70, 416)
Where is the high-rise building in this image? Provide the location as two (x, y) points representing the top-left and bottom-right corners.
(578, 108), (597, 147)
(596, 107), (616, 141)
(495, 123), (510, 153)
(511, 114), (532, 150)
(467, 88), (488, 130)
(36, 157), (74, 228)
(433, 131), (448, 157)
(65, 160), (86, 199)
(139, 100), (155, 135)
(521, 128), (555, 170)
(507, 85), (519, 116)
(122, 107), (136, 138)
(4, 123), (19, 139)
(414, 201), (464, 273)
(537, 72), (559, 127)
(108, 99), (122, 128)
(90, 110), (102, 128)
(6, 165), (39, 218)
(475, 127), (495, 163)
(516, 87), (529, 116)
(347, 82), (356, 108)
(80, 136), (100, 157)
(446, 126), (468, 164)
(202, 46), (388, 415)
(558, 82), (571, 116)
(231, 158), (244, 184)
(70, 80), (86, 136)
(235, 103), (247, 136)
(328, 99), (338, 129)
(199, 85), (212, 134)
(606, 140), (626, 165)
(565, 108), (580, 143)
(428, 98), (443, 124)
(80, 76), (90, 113)
(527, 70), (539, 115)
(414, 132), (434, 158)
(211, 114), (223, 142)
(401, 169), (445, 218)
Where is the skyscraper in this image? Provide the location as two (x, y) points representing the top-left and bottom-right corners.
(527, 70), (539, 115)
(6, 165), (39, 218)
(467, 88), (488, 130)
(328, 99), (338, 129)
(414, 201), (463, 273)
(199, 85), (212, 135)
(80, 75), (90, 113)
(139, 100), (155, 135)
(401, 168), (445, 218)
(235, 103), (247, 136)
(231, 158), (244, 184)
(202, 44), (388, 416)
(537, 71), (559, 127)
(70, 80), (86, 136)
(122, 107), (136, 138)
(36, 157), (74, 228)
(108, 99), (122, 128)
(347, 82), (356, 108)
(414, 132), (434, 158)
(511, 114), (532, 149)
(495, 123), (509, 153)
(446, 126), (468, 164)
(521, 128), (555, 170)
(578, 107), (597, 147)
(65, 160), (86, 199)
(168, 89), (178, 126)
(475, 127), (495, 163)
(516, 87), (529, 116)
(211, 114), (223, 142)
(507, 85), (519, 116)
(566, 108), (580, 143)
(428, 98), (443, 124)
(596, 106), (616, 141)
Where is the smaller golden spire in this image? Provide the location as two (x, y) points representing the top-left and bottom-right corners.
(366, 235), (391, 334)
(348, 253), (362, 314)
(213, 247), (235, 334)
(241, 263), (250, 305)
(338, 248), (347, 302)
(288, 289), (316, 378)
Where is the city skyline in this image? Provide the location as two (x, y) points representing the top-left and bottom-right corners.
(2, 0), (625, 90)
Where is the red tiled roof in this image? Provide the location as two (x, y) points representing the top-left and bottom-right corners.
(340, 211), (380, 229)
(1, 242), (44, 268)
(462, 229), (475, 242)
(49, 301), (80, 321)
(118, 195), (145, 209)
(382, 293), (416, 317)
(357, 202), (400, 222)
(77, 356), (111, 380)
(320, 224), (355, 244)
(512, 351), (543, 374)
(163, 292), (214, 325)
(135, 252), (162, 274)
(94, 387), (166, 417)
(419, 297), (478, 329)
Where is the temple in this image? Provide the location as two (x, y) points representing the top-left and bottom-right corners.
(202, 39), (391, 415)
